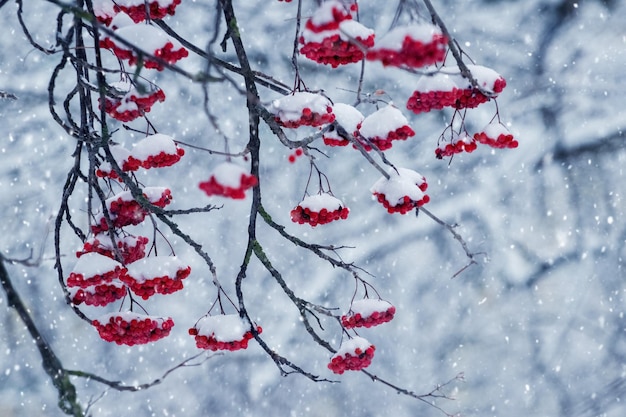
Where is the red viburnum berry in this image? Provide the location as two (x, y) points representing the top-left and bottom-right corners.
(304, 0), (352, 33)
(435, 132), (478, 159)
(96, 145), (140, 180)
(100, 24), (188, 71)
(70, 281), (127, 307)
(473, 122), (518, 149)
(341, 299), (396, 329)
(76, 234), (149, 265)
(93, 0), (117, 26)
(366, 24), (447, 68)
(66, 252), (127, 288)
(323, 103), (363, 147)
(406, 72), (461, 115)
(357, 104), (415, 151)
(370, 167), (429, 214)
(91, 187), (172, 234)
(290, 193), (349, 227)
(328, 336), (376, 374)
(299, 19), (375, 68)
(198, 162), (258, 199)
(122, 256), (191, 300)
(103, 81), (166, 123)
(128, 133), (185, 169)
(92, 312), (174, 346)
(113, 0), (182, 24)
(270, 92), (335, 128)
(189, 314), (262, 352)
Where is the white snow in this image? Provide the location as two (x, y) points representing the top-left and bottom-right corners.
(338, 20), (374, 42)
(130, 133), (178, 160)
(371, 24), (441, 51)
(194, 314), (250, 342)
(359, 104), (410, 138)
(348, 298), (393, 317)
(332, 103), (363, 132)
(126, 256), (187, 283)
(110, 24), (182, 52)
(370, 167), (426, 206)
(71, 252), (124, 278)
(482, 121), (511, 138)
(270, 92), (332, 123)
(94, 311), (168, 324)
(333, 336), (372, 357)
(142, 186), (170, 202)
(415, 72), (458, 93)
(298, 193), (344, 212)
(99, 145), (132, 174)
(210, 162), (250, 188)
(308, 1), (347, 28)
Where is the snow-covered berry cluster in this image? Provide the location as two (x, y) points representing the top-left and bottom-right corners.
(66, 253), (128, 307)
(473, 122), (518, 149)
(110, 0), (182, 23)
(366, 24), (447, 68)
(92, 312), (174, 346)
(70, 282), (127, 307)
(189, 314), (262, 352)
(76, 234), (149, 265)
(270, 92), (335, 128)
(103, 81), (166, 122)
(357, 104), (415, 151)
(322, 103), (363, 147)
(435, 132), (478, 159)
(122, 256), (191, 300)
(341, 298), (396, 329)
(328, 336), (376, 374)
(290, 193), (349, 227)
(199, 161), (258, 199)
(299, 1), (374, 68)
(371, 167), (429, 214)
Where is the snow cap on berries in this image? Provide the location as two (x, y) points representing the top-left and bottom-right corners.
(366, 23), (447, 68)
(270, 92), (335, 128)
(129, 133), (185, 169)
(92, 312), (174, 346)
(123, 256), (191, 299)
(358, 104), (415, 151)
(435, 132), (477, 159)
(198, 162), (257, 199)
(103, 81), (166, 122)
(370, 167), (429, 214)
(189, 314), (261, 351)
(77, 234), (149, 265)
(323, 103), (363, 147)
(114, 0), (182, 24)
(328, 336), (376, 374)
(304, 0), (352, 33)
(96, 144), (138, 179)
(290, 193), (349, 227)
(406, 72), (460, 114)
(341, 298), (396, 329)
(67, 252), (127, 288)
(473, 122), (518, 149)
(69, 281), (127, 307)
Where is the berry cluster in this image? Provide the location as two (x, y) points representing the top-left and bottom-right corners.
(100, 24), (188, 71)
(189, 314), (262, 352)
(67, 252), (126, 288)
(322, 103), (363, 147)
(371, 167), (429, 214)
(270, 92), (335, 128)
(199, 162), (258, 199)
(407, 65), (507, 115)
(112, 0), (182, 24)
(435, 133), (478, 159)
(96, 145), (140, 180)
(127, 134), (186, 169)
(92, 312), (174, 346)
(103, 83), (166, 122)
(76, 234), (149, 265)
(328, 336), (376, 374)
(473, 122), (518, 149)
(366, 24), (447, 68)
(358, 104), (415, 151)
(122, 256), (191, 300)
(70, 282), (127, 307)
(341, 299), (396, 329)
(290, 193), (349, 227)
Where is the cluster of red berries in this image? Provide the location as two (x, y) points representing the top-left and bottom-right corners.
(357, 104), (415, 151)
(271, 92), (336, 128)
(189, 314), (262, 352)
(112, 0), (182, 23)
(199, 162), (258, 199)
(67, 253), (126, 288)
(290, 194), (350, 227)
(127, 134), (186, 169)
(341, 299), (396, 329)
(122, 257), (191, 300)
(473, 123), (518, 149)
(435, 133), (478, 159)
(70, 282), (127, 307)
(92, 312), (174, 346)
(76, 234), (149, 265)
(328, 337), (376, 374)
(103, 85), (166, 123)
(322, 103), (364, 147)
(371, 167), (429, 214)
(366, 24), (447, 68)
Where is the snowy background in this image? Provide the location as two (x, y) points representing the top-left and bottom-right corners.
(1, 0), (626, 416)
